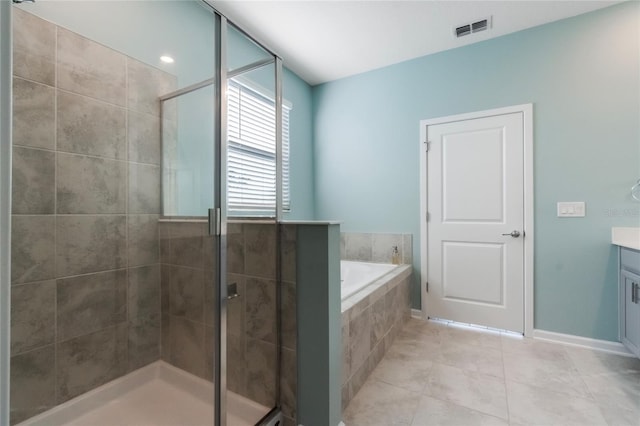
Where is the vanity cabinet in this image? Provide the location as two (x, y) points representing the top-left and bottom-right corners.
(620, 247), (640, 358)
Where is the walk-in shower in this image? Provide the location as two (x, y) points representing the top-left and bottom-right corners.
(1, 1), (287, 425)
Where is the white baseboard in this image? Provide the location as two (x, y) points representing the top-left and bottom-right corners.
(411, 309), (422, 319)
(533, 329), (635, 357)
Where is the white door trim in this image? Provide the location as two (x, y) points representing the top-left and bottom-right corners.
(419, 104), (534, 337)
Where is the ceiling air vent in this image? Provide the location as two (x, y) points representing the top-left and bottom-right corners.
(455, 24), (471, 38)
(455, 16), (492, 38)
(472, 19), (489, 33)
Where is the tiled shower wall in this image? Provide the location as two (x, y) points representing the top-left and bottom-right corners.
(158, 221), (298, 425)
(341, 232), (413, 265)
(10, 8), (175, 424)
(158, 221), (216, 380)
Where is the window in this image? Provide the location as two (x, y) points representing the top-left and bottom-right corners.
(227, 79), (290, 213)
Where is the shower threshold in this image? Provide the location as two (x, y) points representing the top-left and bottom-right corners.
(16, 361), (269, 426)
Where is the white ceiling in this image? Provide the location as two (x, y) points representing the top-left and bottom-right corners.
(212, 0), (621, 85)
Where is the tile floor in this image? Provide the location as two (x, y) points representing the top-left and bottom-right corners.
(343, 319), (640, 426)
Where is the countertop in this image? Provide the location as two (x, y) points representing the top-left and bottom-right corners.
(612, 227), (640, 251)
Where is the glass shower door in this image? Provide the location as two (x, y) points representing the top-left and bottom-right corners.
(222, 23), (283, 426)
(161, 16), (284, 425)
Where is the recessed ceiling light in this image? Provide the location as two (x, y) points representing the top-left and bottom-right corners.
(160, 55), (175, 64)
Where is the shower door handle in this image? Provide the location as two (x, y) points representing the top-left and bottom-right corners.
(227, 282), (239, 300)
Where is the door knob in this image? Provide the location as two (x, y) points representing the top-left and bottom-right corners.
(502, 230), (521, 238)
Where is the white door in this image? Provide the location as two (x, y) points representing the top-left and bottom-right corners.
(426, 112), (524, 333)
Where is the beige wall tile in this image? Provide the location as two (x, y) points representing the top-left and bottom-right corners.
(169, 317), (205, 378)
(56, 325), (127, 403)
(345, 233), (372, 262)
(11, 146), (55, 214)
(128, 215), (159, 267)
(57, 28), (126, 105)
(245, 338), (277, 407)
(227, 333), (245, 394)
(169, 266), (204, 322)
(127, 58), (176, 116)
(57, 91), (126, 160)
(167, 222), (203, 268)
(57, 153), (126, 214)
(244, 224), (276, 279)
(349, 307), (371, 374)
(128, 111), (161, 165)
(10, 345), (56, 424)
(129, 163), (161, 214)
(280, 348), (297, 419)
(372, 233), (402, 264)
(57, 270), (127, 341)
(56, 215), (127, 276)
(245, 277), (276, 344)
(11, 280), (56, 355)
(128, 266), (162, 371)
(281, 281), (297, 351)
(227, 223), (245, 274)
(12, 8), (55, 86)
(12, 77), (55, 150)
(11, 215), (55, 284)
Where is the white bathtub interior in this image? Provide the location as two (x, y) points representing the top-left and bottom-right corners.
(16, 361), (268, 426)
(341, 260), (399, 300)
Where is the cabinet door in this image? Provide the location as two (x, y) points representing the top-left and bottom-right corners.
(621, 270), (640, 356)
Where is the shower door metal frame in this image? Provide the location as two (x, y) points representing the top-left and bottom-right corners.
(0, 2), (12, 424)
(159, 5), (285, 423)
(214, 12), (228, 426)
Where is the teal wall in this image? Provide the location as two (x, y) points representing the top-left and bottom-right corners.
(312, 2), (640, 341)
(296, 224), (341, 426)
(17, 1), (316, 220)
(285, 68), (316, 220)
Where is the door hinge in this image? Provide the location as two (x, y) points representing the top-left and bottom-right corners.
(424, 140), (431, 152)
(426, 211), (430, 222)
(426, 282), (429, 293)
(208, 207), (221, 236)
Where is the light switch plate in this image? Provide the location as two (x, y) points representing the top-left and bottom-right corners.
(557, 201), (586, 217)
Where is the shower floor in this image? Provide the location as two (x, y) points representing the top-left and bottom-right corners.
(18, 361), (269, 426)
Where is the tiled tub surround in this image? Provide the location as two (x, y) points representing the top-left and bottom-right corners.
(341, 232), (413, 265)
(158, 220), (298, 425)
(10, 8), (175, 424)
(341, 264), (412, 411)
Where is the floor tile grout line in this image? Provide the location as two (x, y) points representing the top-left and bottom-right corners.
(501, 338), (513, 426)
(414, 391), (511, 425)
(562, 344), (600, 403)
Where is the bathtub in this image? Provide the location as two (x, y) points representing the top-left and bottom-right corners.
(341, 260), (399, 300)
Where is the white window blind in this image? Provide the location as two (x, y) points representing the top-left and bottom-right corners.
(227, 79), (290, 212)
